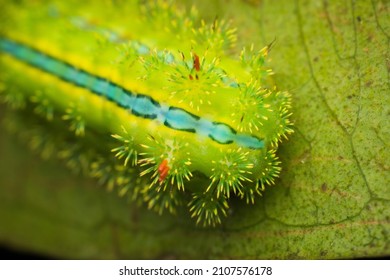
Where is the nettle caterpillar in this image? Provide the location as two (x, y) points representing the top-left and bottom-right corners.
(0, 0), (293, 226)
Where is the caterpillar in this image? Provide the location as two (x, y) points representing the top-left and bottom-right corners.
(0, 0), (293, 226)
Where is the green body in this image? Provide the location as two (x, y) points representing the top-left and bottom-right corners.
(0, 0), (293, 226)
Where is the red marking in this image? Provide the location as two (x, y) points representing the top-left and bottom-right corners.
(189, 74), (194, 80)
(193, 53), (200, 72)
(158, 159), (170, 182)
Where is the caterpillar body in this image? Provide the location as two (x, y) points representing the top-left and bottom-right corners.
(0, 0), (293, 226)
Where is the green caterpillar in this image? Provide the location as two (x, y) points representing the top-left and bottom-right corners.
(0, 0), (293, 226)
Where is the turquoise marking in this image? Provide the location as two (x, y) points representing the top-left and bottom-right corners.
(156, 105), (169, 123)
(74, 71), (90, 87)
(165, 108), (198, 132)
(106, 83), (116, 100)
(197, 119), (214, 136)
(0, 38), (265, 149)
(131, 96), (159, 118)
(64, 67), (79, 81)
(92, 79), (109, 95)
(236, 134), (264, 148)
(116, 89), (134, 107)
(210, 123), (234, 144)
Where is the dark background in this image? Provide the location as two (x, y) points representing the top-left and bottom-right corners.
(0, 245), (388, 260)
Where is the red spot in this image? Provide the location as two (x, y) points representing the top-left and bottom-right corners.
(158, 159), (170, 182)
(189, 74), (193, 80)
(193, 53), (200, 72)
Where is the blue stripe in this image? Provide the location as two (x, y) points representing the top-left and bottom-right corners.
(0, 37), (264, 149)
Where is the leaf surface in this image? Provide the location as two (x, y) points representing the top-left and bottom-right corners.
(0, 0), (389, 259)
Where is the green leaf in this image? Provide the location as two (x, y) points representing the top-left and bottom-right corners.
(0, 0), (389, 259)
